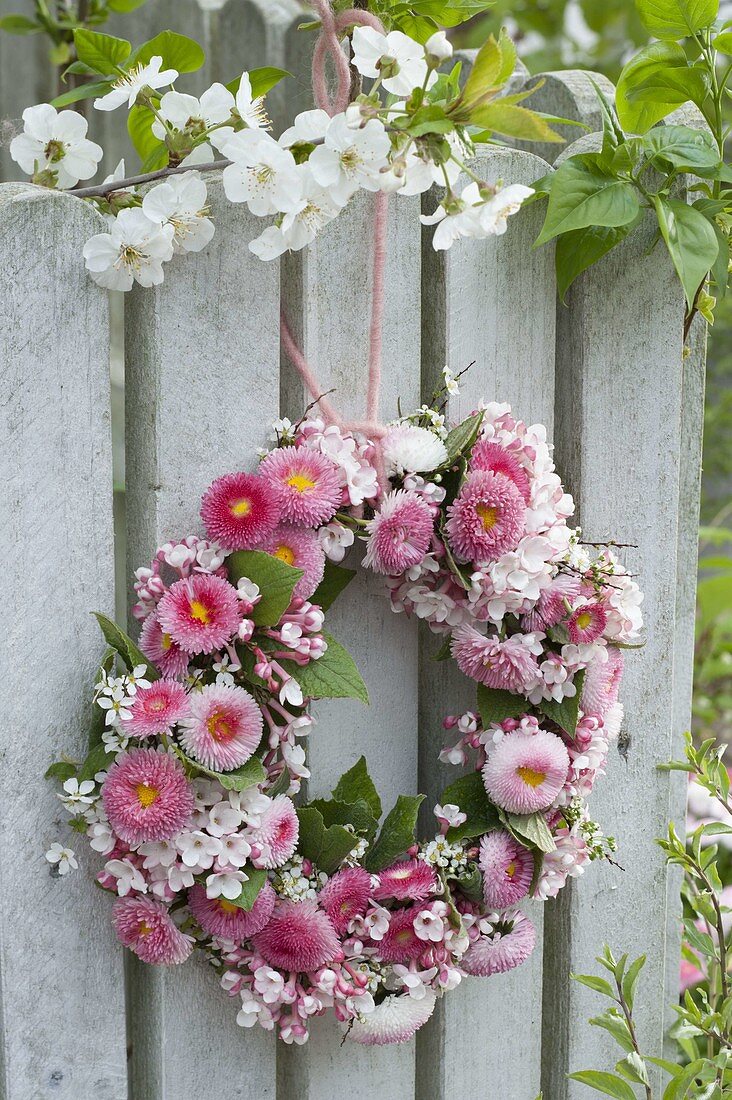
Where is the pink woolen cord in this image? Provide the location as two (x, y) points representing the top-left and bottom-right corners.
(280, 1), (391, 495)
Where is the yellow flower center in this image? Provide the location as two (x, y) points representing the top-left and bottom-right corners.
(476, 503), (499, 531)
(230, 497), (251, 517)
(138, 920), (153, 937)
(274, 544), (296, 566)
(161, 632), (173, 651)
(148, 698), (166, 713)
(218, 899), (239, 914)
(207, 709), (233, 742)
(506, 860), (516, 879)
(516, 766), (546, 789)
(136, 783), (159, 808)
(189, 599), (210, 624)
(287, 473), (316, 493)
(575, 611), (593, 630)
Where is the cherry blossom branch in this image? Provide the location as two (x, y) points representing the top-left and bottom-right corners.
(71, 159), (233, 199)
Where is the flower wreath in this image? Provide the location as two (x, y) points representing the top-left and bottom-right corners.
(47, 393), (643, 1047)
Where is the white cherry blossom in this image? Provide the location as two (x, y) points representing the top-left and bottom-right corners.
(309, 115), (391, 203)
(10, 104), (103, 188)
(45, 843), (78, 875)
(351, 26), (434, 97)
(151, 84), (234, 140)
(83, 208), (175, 291)
(222, 130), (302, 216)
(94, 56), (179, 112)
(142, 171), (215, 254)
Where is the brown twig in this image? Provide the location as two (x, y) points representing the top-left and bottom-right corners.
(71, 159), (233, 199)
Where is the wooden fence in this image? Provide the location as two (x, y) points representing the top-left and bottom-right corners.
(0, 2), (705, 1098)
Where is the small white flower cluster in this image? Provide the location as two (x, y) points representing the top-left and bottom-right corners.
(419, 836), (468, 875)
(270, 854), (328, 902)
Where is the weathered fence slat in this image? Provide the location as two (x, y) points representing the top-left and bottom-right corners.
(544, 136), (689, 1099)
(124, 174), (280, 1100)
(0, 184), (127, 1099)
(416, 146), (556, 1100)
(277, 189), (423, 1100)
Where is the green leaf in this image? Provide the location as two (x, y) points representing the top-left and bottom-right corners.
(108, 0), (149, 9)
(615, 1053), (649, 1087)
(477, 684), (532, 727)
(228, 867), (267, 911)
(0, 14), (41, 33)
(288, 631), (369, 705)
(247, 66), (291, 99)
(133, 31), (205, 73)
(536, 161), (641, 246)
(443, 411), (484, 465)
(311, 560), (356, 612)
(470, 102), (563, 143)
(628, 64), (710, 112)
(635, 0), (718, 40)
(460, 30), (516, 108)
(567, 1070), (638, 1099)
(616, 41), (692, 133)
(332, 756), (382, 820)
(505, 811), (556, 853)
(364, 794), (425, 872)
(92, 613), (159, 681)
(621, 954), (646, 1012)
(79, 742), (111, 784)
(403, 104), (454, 137)
(51, 79), (114, 108)
(449, 863), (484, 903)
(556, 222), (638, 301)
(309, 798), (379, 842)
(589, 1011), (636, 1053)
(74, 29), (131, 75)
(440, 771), (500, 841)
(227, 549), (303, 627)
(571, 973), (617, 997)
(642, 125), (720, 173)
(538, 669), (585, 735)
(654, 196), (719, 309)
(295, 806), (359, 874)
(296, 806), (325, 863)
(128, 103), (165, 162)
(175, 747), (266, 792)
(712, 30), (732, 52)
(45, 761), (78, 782)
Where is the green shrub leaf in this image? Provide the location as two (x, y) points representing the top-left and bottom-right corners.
(332, 756), (382, 820)
(227, 549), (303, 627)
(289, 632), (369, 704)
(364, 794), (425, 871)
(74, 29), (130, 75)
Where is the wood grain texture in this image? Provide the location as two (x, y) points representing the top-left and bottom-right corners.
(545, 133), (687, 1099)
(0, 184), (126, 1098)
(278, 189), (422, 1099)
(124, 174), (279, 1100)
(0, 0), (55, 182)
(417, 147), (555, 1100)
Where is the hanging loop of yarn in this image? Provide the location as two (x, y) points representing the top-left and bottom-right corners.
(280, 0), (391, 496)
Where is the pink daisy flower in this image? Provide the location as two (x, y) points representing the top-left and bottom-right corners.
(318, 867), (371, 934)
(102, 748), (194, 845)
(364, 489), (434, 575)
(581, 646), (624, 718)
(123, 681), (190, 738)
(348, 990), (437, 1046)
(461, 912), (536, 976)
(258, 446), (342, 527)
(479, 831), (534, 909)
(200, 471), (281, 550)
(187, 881), (276, 940)
(252, 899), (341, 971)
(469, 440), (531, 503)
(139, 612), (190, 680)
(157, 573), (241, 655)
(259, 525), (326, 600)
(451, 625), (540, 693)
(112, 896), (193, 965)
(178, 684), (263, 772)
(482, 728), (569, 814)
(568, 600), (608, 645)
(521, 574), (583, 632)
(372, 859), (437, 903)
(247, 795), (299, 868)
(445, 471), (526, 563)
(378, 907), (424, 963)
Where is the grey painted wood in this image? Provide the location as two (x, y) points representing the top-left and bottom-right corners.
(124, 173), (279, 1100)
(545, 135), (687, 1099)
(278, 189), (422, 1099)
(417, 147), (555, 1100)
(0, 184), (126, 1098)
(0, 0), (55, 181)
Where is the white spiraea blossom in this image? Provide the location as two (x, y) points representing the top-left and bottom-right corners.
(94, 56), (179, 112)
(309, 114), (391, 203)
(83, 208), (175, 291)
(351, 26), (434, 97)
(45, 843), (78, 875)
(10, 104), (103, 189)
(142, 171), (215, 254)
